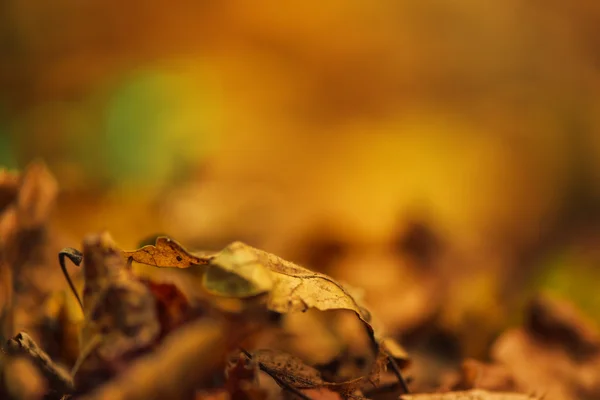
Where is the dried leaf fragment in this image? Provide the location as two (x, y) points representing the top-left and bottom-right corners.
(401, 390), (539, 400)
(491, 294), (600, 400)
(74, 232), (161, 393)
(4, 331), (74, 395)
(123, 237), (213, 268)
(251, 349), (325, 389)
(245, 348), (387, 397)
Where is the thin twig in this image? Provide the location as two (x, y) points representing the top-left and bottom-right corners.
(384, 349), (410, 394)
(58, 248), (84, 312)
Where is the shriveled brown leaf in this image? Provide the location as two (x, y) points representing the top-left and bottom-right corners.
(526, 294), (600, 359)
(302, 388), (343, 400)
(247, 348), (387, 396)
(0, 168), (19, 212)
(123, 236), (213, 268)
(491, 294), (600, 400)
(79, 319), (230, 400)
(13, 162), (58, 229)
(195, 389), (230, 400)
(252, 349), (325, 389)
(447, 359), (516, 392)
(224, 353), (267, 400)
(125, 238), (410, 395)
(4, 332), (74, 395)
(0, 162), (71, 348)
(401, 390), (539, 400)
(74, 232), (161, 393)
(142, 280), (191, 338)
(3, 357), (47, 400)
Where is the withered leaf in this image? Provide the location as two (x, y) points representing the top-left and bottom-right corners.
(74, 232), (161, 393)
(247, 348), (387, 395)
(4, 331), (74, 395)
(491, 294), (600, 400)
(122, 236), (213, 268)
(125, 238), (410, 390)
(251, 349), (325, 389)
(301, 388), (343, 400)
(448, 359), (516, 392)
(224, 353), (267, 400)
(141, 280), (191, 338)
(126, 240), (375, 338)
(401, 390), (539, 400)
(0, 161), (67, 345)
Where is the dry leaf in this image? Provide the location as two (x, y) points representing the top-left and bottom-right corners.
(224, 353), (267, 400)
(125, 238), (410, 396)
(122, 236), (212, 268)
(401, 390), (538, 400)
(526, 294), (600, 359)
(4, 332), (74, 395)
(247, 348), (387, 396)
(0, 162), (71, 348)
(447, 359), (516, 392)
(491, 294), (600, 400)
(251, 349), (325, 389)
(79, 319), (231, 400)
(141, 280), (191, 338)
(195, 389), (230, 400)
(0, 168), (19, 212)
(73, 232), (161, 393)
(302, 388), (343, 400)
(126, 240), (376, 339)
(2, 357), (47, 400)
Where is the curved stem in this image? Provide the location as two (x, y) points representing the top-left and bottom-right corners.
(385, 349), (410, 394)
(58, 248), (84, 312)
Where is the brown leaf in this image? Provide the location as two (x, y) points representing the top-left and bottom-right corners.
(0, 162), (69, 347)
(195, 389), (230, 400)
(252, 349), (325, 389)
(79, 319), (231, 400)
(3, 357), (47, 400)
(526, 294), (600, 359)
(13, 161), (58, 229)
(301, 388), (343, 400)
(448, 359), (516, 392)
(401, 390), (539, 400)
(0, 168), (19, 213)
(247, 348), (387, 395)
(142, 280), (191, 338)
(225, 354), (267, 400)
(74, 232), (161, 393)
(129, 240), (377, 339)
(4, 332), (74, 395)
(125, 239), (410, 390)
(122, 236), (213, 268)
(491, 294), (600, 400)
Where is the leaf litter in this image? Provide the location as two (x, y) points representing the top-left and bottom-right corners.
(2, 162), (600, 400)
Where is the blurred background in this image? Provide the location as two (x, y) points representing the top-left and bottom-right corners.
(2, 0), (600, 375)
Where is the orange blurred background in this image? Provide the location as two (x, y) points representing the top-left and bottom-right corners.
(2, 0), (600, 357)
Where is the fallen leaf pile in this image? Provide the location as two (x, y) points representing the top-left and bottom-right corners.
(1, 163), (600, 400)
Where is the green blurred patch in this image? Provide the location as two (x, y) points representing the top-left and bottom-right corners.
(0, 118), (18, 169)
(97, 67), (220, 188)
(534, 250), (600, 322)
